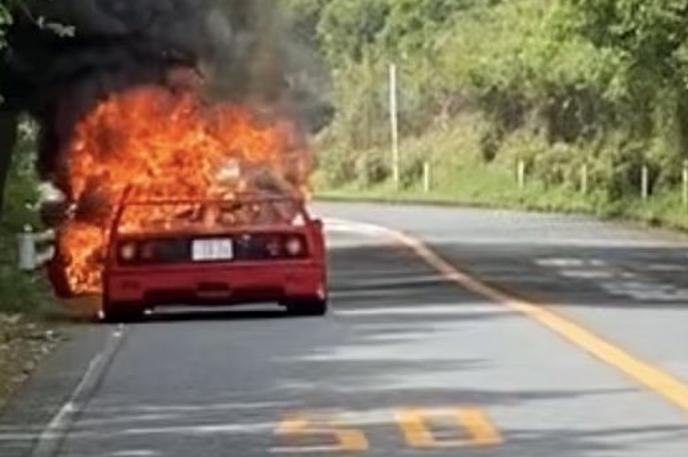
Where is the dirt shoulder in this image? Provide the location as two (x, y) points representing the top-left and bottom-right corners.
(0, 314), (62, 410)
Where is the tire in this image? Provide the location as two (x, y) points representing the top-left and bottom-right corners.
(101, 301), (145, 323)
(286, 299), (328, 317)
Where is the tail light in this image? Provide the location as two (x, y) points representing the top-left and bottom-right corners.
(284, 236), (305, 257)
(118, 241), (138, 262)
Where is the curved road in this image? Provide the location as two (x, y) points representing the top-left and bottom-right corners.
(2, 202), (688, 456)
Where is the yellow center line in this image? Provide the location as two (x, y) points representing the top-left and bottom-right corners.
(338, 220), (688, 413)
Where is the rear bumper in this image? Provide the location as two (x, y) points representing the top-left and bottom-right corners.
(104, 261), (326, 307)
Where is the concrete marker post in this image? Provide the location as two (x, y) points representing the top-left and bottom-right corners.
(17, 226), (36, 272)
(641, 165), (650, 201)
(389, 63), (400, 189)
(682, 160), (688, 208)
(517, 160), (526, 190)
(17, 228), (56, 272)
(423, 162), (431, 194)
(580, 163), (589, 195)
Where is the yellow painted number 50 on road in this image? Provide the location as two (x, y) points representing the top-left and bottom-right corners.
(273, 407), (503, 453)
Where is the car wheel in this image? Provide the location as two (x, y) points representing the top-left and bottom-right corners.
(101, 302), (145, 323)
(286, 299), (328, 317)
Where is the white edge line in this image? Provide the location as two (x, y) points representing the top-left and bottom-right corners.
(31, 325), (127, 457)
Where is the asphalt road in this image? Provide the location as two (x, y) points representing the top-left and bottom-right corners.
(2, 202), (688, 456)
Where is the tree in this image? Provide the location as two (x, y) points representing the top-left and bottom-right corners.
(317, 0), (390, 65)
(281, 0), (332, 48)
(379, 0), (474, 58)
(0, 1), (19, 216)
(0, 1), (16, 48)
(0, 1), (74, 216)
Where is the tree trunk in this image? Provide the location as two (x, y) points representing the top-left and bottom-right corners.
(0, 111), (19, 218)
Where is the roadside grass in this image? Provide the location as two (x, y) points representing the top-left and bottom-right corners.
(313, 161), (596, 212)
(620, 192), (688, 231)
(314, 164), (688, 233)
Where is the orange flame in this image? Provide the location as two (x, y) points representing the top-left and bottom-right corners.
(57, 84), (311, 295)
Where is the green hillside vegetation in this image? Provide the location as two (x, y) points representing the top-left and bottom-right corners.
(0, 123), (52, 314)
(283, 0), (688, 227)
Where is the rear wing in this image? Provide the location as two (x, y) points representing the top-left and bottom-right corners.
(116, 189), (307, 207)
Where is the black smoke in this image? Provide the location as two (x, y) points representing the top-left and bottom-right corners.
(0, 0), (331, 205)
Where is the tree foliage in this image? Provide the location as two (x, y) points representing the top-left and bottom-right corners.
(0, 1), (16, 49)
(280, 0), (688, 198)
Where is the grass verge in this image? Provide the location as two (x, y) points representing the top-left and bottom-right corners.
(314, 164), (688, 233)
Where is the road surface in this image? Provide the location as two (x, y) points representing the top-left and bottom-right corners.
(2, 202), (688, 456)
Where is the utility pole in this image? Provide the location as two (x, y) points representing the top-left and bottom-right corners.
(389, 63), (400, 188)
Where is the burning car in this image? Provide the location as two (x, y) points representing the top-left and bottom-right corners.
(4, 0), (326, 322)
(39, 82), (319, 320)
(99, 194), (327, 322)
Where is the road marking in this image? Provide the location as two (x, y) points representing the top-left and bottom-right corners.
(395, 407), (502, 449)
(536, 258), (608, 268)
(31, 325), (127, 457)
(328, 219), (688, 414)
(334, 304), (508, 317)
(559, 270), (615, 279)
(648, 264), (688, 273)
(272, 408), (502, 452)
(272, 414), (369, 453)
(535, 256), (688, 302)
(109, 451), (159, 457)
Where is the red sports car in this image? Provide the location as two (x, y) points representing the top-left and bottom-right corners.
(101, 196), (328, 322)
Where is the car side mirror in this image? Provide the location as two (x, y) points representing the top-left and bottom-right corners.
(312, 219), (324, 231)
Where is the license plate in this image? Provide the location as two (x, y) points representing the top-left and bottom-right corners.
(192, 238), (234, 261)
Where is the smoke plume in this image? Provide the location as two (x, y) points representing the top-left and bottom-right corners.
(0, 0), (327, 186)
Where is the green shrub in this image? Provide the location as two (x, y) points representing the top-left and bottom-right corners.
(317, 144), (357, 187)
(355, 147), (390, 187)
(0, 123), (51, 315)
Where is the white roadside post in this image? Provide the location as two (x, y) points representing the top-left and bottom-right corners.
(580, 163), (589, 195)
(517, 160), (526, 190)
(641, 165), (650, 201)
(17, 226), (37, 272)
(423, 162), (431, 193)
(16, 227), (56, 272)
(389, 63), (400, 189)
(682, 160), (688, 208)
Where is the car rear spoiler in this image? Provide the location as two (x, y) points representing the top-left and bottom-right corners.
(109, 189), (312, 236)
(116, 188), (306, 207)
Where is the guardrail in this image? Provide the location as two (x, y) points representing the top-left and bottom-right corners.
(17, 227), (56, 272)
